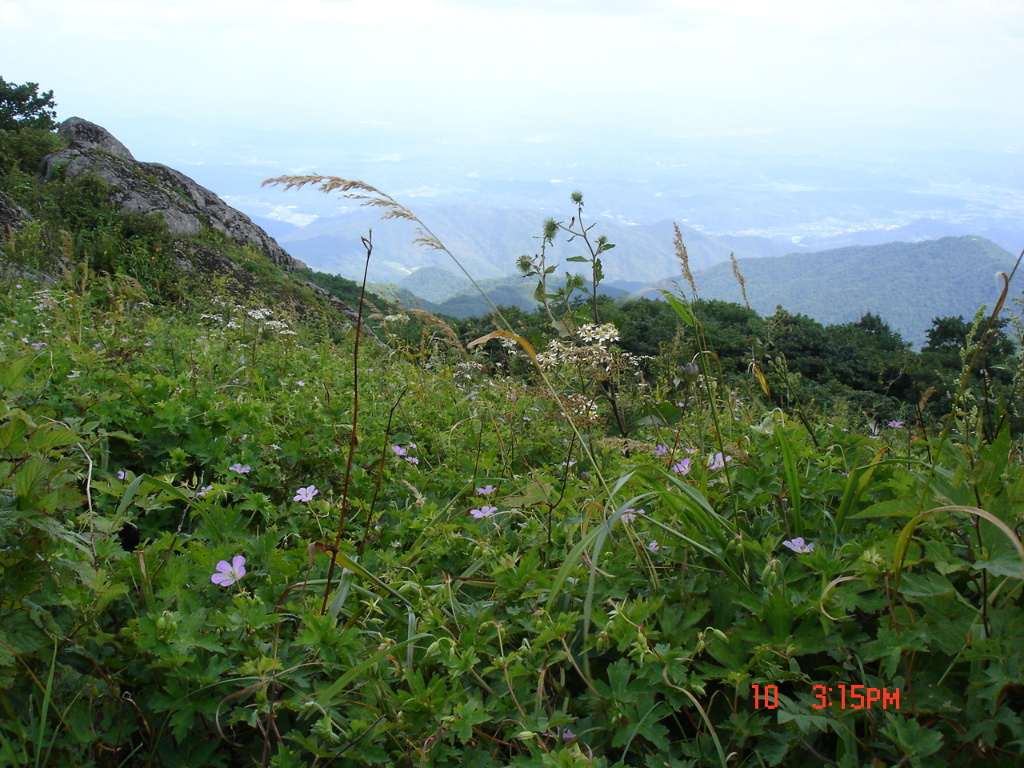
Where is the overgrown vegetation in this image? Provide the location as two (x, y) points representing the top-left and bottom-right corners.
(1, 85), (1024, 767)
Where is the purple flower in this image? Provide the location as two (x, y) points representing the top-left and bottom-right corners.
(887, 420), (904, 428)
(293, 485), (319, 502)
(211, 555), (247, 586)
(117, 470), (127, 480)
(707, 452), (733, 471)
(390, 445), (408, 457)
(548, 726), (576, 741)
(652, 445), (669, 457)
(405, 457), (419, 465)
(672, 459), (691, 476)
(782, 537), (815, 554)
(620, 508), (646, 523)
(228, 463), (251, 474)
(196, 485), (213, 498)
(30, 341), (47, 350)
(648, 540), (661, 552)
(476, 484), (497, 495)
(470, 506), (497, 518)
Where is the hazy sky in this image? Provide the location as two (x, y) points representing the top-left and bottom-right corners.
(4, 0), (1022, 156)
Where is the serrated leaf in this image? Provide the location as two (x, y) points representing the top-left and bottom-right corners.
(777, 709), (832, 734)
(28, 426), (81, 452)
(973, 553), (1024, 578)
(0, 356), (34, 390)
(898, 571), (956, 598)
(13, 457), (51, 502)
(0, 414), (31, 456)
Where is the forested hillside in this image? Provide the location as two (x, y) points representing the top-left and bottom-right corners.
(681, 236), (1017, 347)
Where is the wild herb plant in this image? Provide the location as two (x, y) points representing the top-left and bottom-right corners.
(516, 191), (615, 333)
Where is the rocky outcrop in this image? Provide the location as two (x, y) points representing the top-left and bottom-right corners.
(0, 189), (30, 233)
(40, 118), (304, 270)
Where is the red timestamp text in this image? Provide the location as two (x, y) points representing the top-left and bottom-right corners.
(750, 684), (901, 710)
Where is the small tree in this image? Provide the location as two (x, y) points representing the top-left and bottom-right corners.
(0, 77), (57, 131)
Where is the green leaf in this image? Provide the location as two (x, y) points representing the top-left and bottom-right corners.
(0, 356), (34, 391)
(973, 553), (1024, 579)
(776, 708), (832, 734)
(890, 715), (944, 758)
(13, 458), (51, 506)
(27, 425), (81, 452)
(898, 571), (956, 598)
(659, 290), (696, 327)
(635, 401), (683, 427)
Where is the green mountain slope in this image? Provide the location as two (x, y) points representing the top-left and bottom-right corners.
(676, 236), (1018, 348)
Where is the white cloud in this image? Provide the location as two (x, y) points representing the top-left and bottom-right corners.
(0, 1), (29, 27)
(4, 0), (1022, 148)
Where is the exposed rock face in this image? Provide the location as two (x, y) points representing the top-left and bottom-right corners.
(40, 118), (304, 270)
(54, 116), (135, 161)
(0, 189), (30, 233)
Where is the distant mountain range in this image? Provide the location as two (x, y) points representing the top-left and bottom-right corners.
(257, 200), (1021, 284)
(658, 236), (1019, 348)
(258, 204), (803, 286)
(256, 205), (1020, 348)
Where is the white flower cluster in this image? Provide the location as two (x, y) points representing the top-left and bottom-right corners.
(263, 320), (297, 335)
(381, 314), (407, 324)
(199, 304), (296, 336)
(536, 339), (614, 371)
(453, 361), (487, 382)
(578, 323), (619, 344)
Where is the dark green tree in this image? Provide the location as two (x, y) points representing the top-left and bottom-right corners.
(617, 297), (683, 359)
(0, 77), (57, 131)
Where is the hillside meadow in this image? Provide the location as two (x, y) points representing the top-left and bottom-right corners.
(2, 161), (1024, 768)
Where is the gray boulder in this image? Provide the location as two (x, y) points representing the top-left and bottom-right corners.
(53, 116), (135, 160)
(40, 118), (304, 270)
